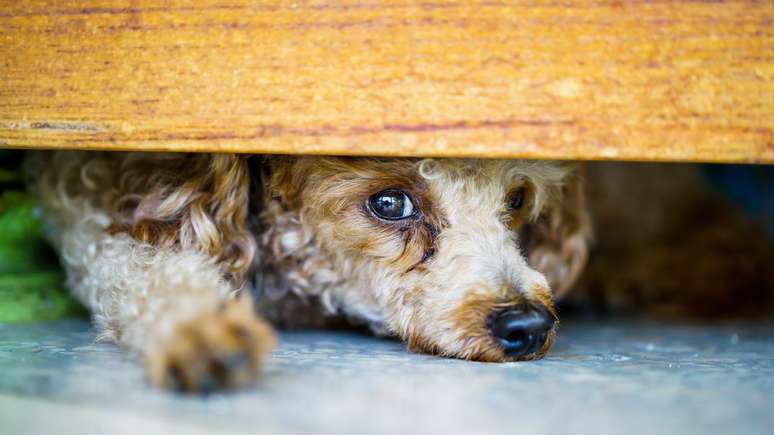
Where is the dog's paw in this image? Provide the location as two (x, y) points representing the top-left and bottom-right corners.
(145, 298), (275, 393)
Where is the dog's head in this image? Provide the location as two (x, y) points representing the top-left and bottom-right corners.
(261, 157), (590, 361)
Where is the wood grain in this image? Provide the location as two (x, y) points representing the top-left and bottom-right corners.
(0, 0), (772, 162)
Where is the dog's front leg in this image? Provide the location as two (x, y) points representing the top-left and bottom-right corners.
(68, 233), (274, 392)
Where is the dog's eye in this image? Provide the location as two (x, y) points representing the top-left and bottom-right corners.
(368, 189), (416, 220)
(509, 187), (526, 210)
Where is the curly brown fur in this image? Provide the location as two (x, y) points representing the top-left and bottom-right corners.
(30, 151), (774, 393)
(28, 151), (590, 391)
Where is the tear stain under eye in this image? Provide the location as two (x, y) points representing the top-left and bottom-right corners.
(404, 222), (439, 274)
(420, 222), (439, 262)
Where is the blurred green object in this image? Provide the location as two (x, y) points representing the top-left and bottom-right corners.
(0, 150), (84, 323)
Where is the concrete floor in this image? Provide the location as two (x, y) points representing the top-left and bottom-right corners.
(1, 319), (773, 435)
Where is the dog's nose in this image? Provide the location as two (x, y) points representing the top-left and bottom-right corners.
(490, 307), (555, 357)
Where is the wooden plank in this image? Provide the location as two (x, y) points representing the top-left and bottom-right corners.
(0, 0), (772, 162)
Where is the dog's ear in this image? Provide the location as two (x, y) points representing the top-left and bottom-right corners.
(109, 154), (256, 282)
(521, 170), (591, 299)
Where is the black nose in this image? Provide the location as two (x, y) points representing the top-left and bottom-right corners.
(489, 307), (555, 357)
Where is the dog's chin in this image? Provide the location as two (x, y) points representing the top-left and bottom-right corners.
(405, 325), (557, 363)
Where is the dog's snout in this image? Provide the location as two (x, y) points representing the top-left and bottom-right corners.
(489, 307), (554, 357)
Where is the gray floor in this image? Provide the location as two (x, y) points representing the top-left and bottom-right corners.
(1, 319), (773, 435)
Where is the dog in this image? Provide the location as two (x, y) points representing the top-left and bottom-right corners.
(28, 152), (773, 393)
(27, 152), (590, 392)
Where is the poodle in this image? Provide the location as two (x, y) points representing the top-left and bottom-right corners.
(31, 152), (772, 392)
(27, 152), (590, 392)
